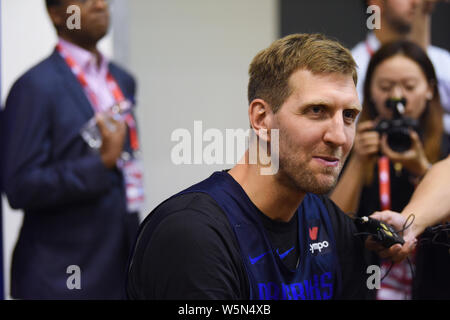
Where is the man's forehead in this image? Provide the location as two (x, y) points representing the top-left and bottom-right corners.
(288, 69), (361, 110)
(289, 68), (356, 87)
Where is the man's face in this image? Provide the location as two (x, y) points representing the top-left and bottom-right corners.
(57, 0), (110, 44)
(271, 69), (361, 194)
(383, 0), (420, 34)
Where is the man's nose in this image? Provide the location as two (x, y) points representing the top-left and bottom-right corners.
(323, 113), (347, 147)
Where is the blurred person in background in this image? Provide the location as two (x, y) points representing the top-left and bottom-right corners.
(331, 40), (449, 299)
(1, 0), (143, 299)
(352, 0), (450, 136)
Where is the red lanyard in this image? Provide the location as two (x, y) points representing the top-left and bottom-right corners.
(365, 40), (374, 57)
(378, 156), (391, 210)
(57, 44), (139, 151)
(366, 39), (388, 208)
(124, 112), (139, 151)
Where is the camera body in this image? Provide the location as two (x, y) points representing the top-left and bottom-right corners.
(374, 98), (419, 153)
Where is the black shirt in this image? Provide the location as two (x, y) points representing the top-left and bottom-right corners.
(127, 192), (370, 300)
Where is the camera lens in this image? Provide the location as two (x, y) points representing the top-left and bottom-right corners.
(387, 127), (411, 152)
(379, 97), (415, 152)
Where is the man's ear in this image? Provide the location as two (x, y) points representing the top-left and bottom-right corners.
(248, 99), (274, 142)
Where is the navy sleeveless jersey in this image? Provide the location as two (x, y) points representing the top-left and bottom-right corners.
(177, 171), (341, 300)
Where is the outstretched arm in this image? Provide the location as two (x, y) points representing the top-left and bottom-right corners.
(401, 155), (450, 237)
(369, 155), (450, 261)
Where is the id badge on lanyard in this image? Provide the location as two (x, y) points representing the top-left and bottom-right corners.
(118, 152), (145, 213)
(57, 43), (146, 213)
(117, 114), (146, 214)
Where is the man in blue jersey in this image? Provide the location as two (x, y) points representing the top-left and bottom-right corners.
(127, 33), (415, 300)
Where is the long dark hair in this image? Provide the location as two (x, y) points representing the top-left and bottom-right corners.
(360, 40), (443, 165)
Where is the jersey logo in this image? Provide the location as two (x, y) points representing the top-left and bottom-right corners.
(309, 226), (319, 241)
(249, 246), (295, 265)
(276, 247), (295, 260)
(309, 241), (329, 254)
(249, 252), (269, 265)
(308, 220), (331, 256)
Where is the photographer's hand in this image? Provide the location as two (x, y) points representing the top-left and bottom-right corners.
(380, 130), (431, 177)
(353, 120), (380, 165)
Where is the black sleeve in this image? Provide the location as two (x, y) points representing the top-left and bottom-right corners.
(322, 196), (371, 300)
(127, 195), (248, 300)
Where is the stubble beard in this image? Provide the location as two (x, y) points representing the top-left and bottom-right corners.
(275, 134), (347, 195)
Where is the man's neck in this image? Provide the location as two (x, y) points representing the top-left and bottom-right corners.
(228, 151), (305, 223)
(59, 34), (101, 65)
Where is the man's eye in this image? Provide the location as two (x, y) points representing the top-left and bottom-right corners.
(343, 110), (357, 122)
(309, 106), (324, 114)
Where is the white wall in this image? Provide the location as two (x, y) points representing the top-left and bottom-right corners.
(128, 0), (278, 215)
(1, 0), (113, 299)
(1, 0), (278, 299)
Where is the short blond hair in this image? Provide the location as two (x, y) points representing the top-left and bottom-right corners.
(248, 33), (357, 112)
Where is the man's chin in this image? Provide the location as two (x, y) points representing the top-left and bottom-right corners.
(278, 162), (341, 195)
(307, 184), (335, 195)
(307, 174), (338, 195)
(391, 19), (412, 34)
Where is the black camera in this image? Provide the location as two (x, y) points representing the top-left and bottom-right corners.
(374, 98), (419, 153)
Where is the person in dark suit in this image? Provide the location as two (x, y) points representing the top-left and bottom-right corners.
(1, 0), (141, 299)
